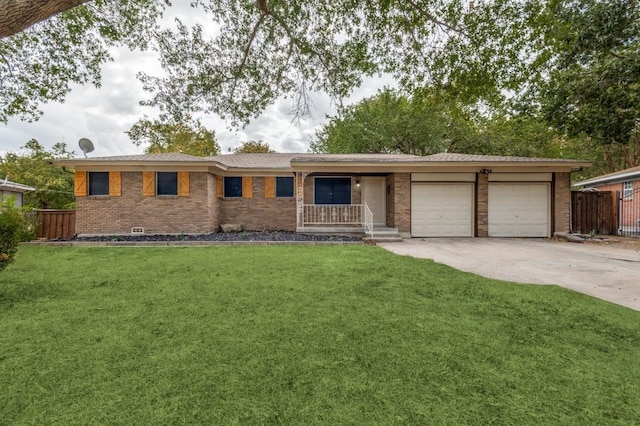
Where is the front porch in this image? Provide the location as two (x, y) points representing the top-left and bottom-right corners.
(294, 172), (402, 241)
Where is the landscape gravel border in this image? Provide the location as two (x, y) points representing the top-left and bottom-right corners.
(27, 231), (365, 246)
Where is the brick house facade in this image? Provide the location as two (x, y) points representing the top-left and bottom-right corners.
(55, 153), (589, 238)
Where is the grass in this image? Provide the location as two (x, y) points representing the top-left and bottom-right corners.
(1, 244), (639, 425)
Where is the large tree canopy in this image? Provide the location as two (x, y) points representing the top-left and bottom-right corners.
(311, 88), (474, 155)
(0, 0), (168, 123)
(141, 0), (549, 125)
(127, 116), (220, 156)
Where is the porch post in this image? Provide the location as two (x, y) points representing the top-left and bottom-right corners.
(296, 172), (307, 229)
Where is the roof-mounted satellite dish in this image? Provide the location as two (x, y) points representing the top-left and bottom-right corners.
(79, 138), (94, 158)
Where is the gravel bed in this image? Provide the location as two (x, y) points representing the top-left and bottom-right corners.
(73, 231), (363, 243)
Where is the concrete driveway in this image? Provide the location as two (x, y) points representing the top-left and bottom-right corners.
(378, 239), (640, 311)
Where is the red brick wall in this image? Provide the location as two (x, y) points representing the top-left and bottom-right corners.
(476, 173), (488, 237)
(553, 172), (572, 233)
(76, 171), (218, 235)
(392, 173), (410, 233)
(219, 176), (296, 231)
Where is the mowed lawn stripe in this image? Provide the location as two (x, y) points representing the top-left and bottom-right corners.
(1, 245), (638, 425)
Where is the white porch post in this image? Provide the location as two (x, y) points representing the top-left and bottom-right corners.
(296, 172), (308, 229)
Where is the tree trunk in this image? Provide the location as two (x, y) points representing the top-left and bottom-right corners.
(0, 0), (90, 38)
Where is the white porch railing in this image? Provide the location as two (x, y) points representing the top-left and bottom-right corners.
(363, 202), (374, 238)
(303, 204), (363, 225)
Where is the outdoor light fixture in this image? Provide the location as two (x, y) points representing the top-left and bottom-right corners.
(480, 168), (493, 174)
(356, 180), (361, 188)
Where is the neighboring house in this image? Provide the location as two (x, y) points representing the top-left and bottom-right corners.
(0, 177), (35, 207)
(53, 153), (590, 238)
(574, 165), (640, 229)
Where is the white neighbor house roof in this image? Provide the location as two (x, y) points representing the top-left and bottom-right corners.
(0, 177), (36, 193)
(573, 165), (640, 188)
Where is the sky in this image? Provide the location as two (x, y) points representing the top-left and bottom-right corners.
(1, 4), (389, 158)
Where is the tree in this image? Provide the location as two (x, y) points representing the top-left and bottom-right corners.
(2, 0), (550, 127)
(127, 116), (220, 156)
(538, 0), (640, 171)
(0, 0), (90, 38)
(141, 0), (550, 126)
(311, 88), (475, 155)
(233, 140), (275, 153)
(0, 0), (168, 123)
(0, 139), (75, 209)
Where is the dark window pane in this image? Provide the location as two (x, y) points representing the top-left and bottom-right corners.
(276, 177), (294, 197)
(157, 172), (178, 195)
(88, 172), (109, 196)
(224, 177), (243, 197)
(314, 177), (351, 205)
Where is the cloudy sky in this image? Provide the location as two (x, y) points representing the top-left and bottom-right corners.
(1, 4), (389, 158)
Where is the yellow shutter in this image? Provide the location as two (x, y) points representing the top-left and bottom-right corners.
(264, 176), (275, 198)
(177, 172), (190, 196)
(74, 171), (87, 197)
(109, 172), (122, 196)
(142, 172), (155, 196)
(217, 176), (223, 198)
(243, 176), (253, 198)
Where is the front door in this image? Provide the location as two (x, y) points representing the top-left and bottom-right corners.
(362, 177), (386, 226)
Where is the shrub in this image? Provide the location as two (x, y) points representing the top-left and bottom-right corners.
(0, 199), (32, 272)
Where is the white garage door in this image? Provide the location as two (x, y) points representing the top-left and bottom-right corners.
(411, 183), (474, 237)
(488, 183), (550, 237)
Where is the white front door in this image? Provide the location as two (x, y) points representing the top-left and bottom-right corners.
(362, 177), (386, 226)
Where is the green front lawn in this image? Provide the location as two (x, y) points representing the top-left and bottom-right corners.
(1, 245), (639, 425)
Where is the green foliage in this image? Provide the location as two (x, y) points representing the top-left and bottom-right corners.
(0, 139), (75, 209)
(312, 88), (475, 155)
(0, 0), (169, 123)
(312, 88), (593, 162)
(233, 140), (275, 153)
(1, 245), (639, 423)
(140, 0), (549, 125)
(540, 0), (640, 165)
(0, 199), (28, 272)
(127, 116), (220, 156)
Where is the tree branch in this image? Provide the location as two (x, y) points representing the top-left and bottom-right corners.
(0, 0), (90, 38)
(403, 0), (469, 38)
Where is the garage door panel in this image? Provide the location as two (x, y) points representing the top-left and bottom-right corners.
(488, 183), (549, 237)
(411, 183), (474, 237)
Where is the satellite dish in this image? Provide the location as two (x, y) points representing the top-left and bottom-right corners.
(79, 138), (95, 157)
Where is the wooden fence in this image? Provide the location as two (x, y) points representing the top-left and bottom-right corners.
(571, 191), (617, 235)
(36, 210), (76, 240)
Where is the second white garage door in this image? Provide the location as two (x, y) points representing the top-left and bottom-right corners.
(411, 183), (474, 237)
(488, 183), (550, 237)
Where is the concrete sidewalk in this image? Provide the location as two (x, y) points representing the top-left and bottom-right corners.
(378, 238), (640, 311)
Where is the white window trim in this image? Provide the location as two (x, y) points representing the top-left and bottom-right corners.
(623, 181), (633, 200)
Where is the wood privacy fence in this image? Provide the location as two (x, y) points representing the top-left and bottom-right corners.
(571, 191), (617, 235)
(36, 210), (76, 240)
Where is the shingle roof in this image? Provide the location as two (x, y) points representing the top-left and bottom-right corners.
(208, 153), (315, 169)
(420, 153), (587, 163)
(574, 165), (640, 187)
(71, 153), (211, 162)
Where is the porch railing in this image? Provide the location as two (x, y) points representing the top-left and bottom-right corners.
(363, 202), (374, 238)
(303, 204), (363, 225)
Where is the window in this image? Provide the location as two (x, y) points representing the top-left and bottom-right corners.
(623, 181), (633, 200)
(314, 177), (351, 205)
(88, 172), (109, 196)
(276, 177), (294, 197)
(224, 177), (243, 197)
(157, 172), (178, 195)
